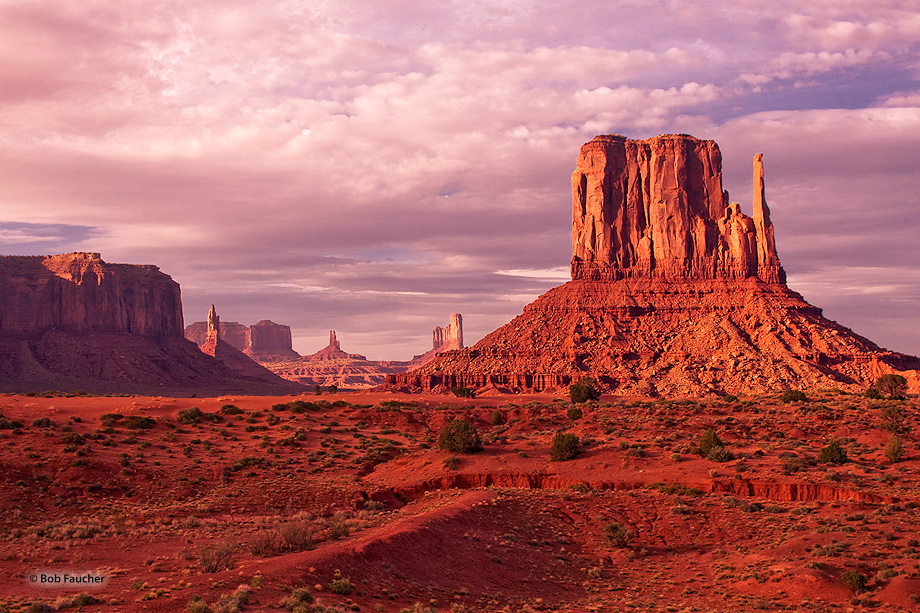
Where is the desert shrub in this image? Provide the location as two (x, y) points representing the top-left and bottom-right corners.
(723, 394), (739, 403)
(885, 436), (905, 463)
(212, 585), (251, 613)
(819, 441), (848, 464)
(451, 386), (475, 398)
(875, 374), (907, 399)
(603, 522), (633, 548)
(281, 588), (314, 611)
(327, 384), (338, 394)
(781, 454), (804, 474)
(569, 377), (601, 403)
(60, 431), (83, 445)
(567, 406), (583, 420)
(331, 400), (349, 407)
(248, 531), (283, 557)
(443, 456), (458, 469)
(220, 404), (243, 415)
(648, 482), (703, 496)
(326, 512), (350, 540)
(199, 542), (236, 573)
(841, 569), (868, 593)
(865, 387), (882, 400)
(699, 428), (725, 458)
(327, 570), (353, 595)
(177, 407), (204, 424)
(31, 417), (55, 428)
(287, 400), (318, 413)
(277, 521), (314, 552)
(781, 389), (808, 403)
(123, 416), (156, 430)
(0, 416), (24, 429)
(549, 432), (579, 461)
(488, 410), (505, 425)
(187, 595), (212, 613)
(437, 419), (483, 454)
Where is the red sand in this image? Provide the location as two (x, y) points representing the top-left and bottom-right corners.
(1, 389), (918, 611)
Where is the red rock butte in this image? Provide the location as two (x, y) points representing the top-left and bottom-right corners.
(387, 134), (920, 396)
(0, 252), (301, 395)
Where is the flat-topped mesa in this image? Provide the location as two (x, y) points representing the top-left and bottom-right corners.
(570, 134), (785, 283)
(0, 252), (184, 338)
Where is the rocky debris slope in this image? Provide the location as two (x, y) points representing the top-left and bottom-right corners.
(0, 253), (300, 395)
(387, 134), (919, 396)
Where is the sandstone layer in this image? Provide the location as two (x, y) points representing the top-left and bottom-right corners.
(0, 253), (301, 395)
(408, 313), (466, 367)
(387, 134), (919, 396)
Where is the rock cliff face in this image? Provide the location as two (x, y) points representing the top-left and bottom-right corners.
(0, 252), (183, 338)
(0, 253), (301, 394)
(570, 135), (784, 284)
(386, 135), (919, 396)
(433, 313), (464, 352)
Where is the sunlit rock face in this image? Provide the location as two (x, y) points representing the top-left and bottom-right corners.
(570, 134), (783, 284)
(385, 135), (919, 396)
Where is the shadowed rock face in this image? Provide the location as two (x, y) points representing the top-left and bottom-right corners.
(386, 134), (919, 396)
(571, 134), (784, 284)
(0, 252), (183, 338)
(0, 253), (302, 395)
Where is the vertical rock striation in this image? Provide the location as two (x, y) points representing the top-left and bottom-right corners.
(384, 134), (919, 396)
(432, 313), (464, 353)
(570, 134), (784, 284)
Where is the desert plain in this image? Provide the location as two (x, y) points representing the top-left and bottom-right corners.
(1, 387), (918, 613)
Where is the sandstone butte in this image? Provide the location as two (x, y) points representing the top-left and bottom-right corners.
(0, 252), (301, 395)
(187, 314), (466, 389)
(386, 134), (920, 397)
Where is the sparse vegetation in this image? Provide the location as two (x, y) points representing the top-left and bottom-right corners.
(199, 542), (236, 572)
(567, 406), (583, 420)
(569, 377), (601, 403)
(220, 404), (243, 415)
(550, 432), (579, 461)
(327, 569), (354, 595)
(603, 522), (633, 548)
(437, 418), (483, 454)
(699, 428), (733, 462)
(841, 569), (868, 593)
(885, 435), (905, 463)
(780, 389), (808, 403)
(819, 441), (848, 465)
(451, 386), (474, 398)
(874, 373), (908, 399)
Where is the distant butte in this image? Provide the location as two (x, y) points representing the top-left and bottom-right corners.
(387, 134), (920, 396)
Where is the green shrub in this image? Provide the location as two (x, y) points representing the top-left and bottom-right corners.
(569, 378), (601, 403)
(220, 404), (243, 415)
(567, 406), (583, 420)
(31, 417), (56, 428)
(699, 428), (725, 458)
(327, 570), (353, 595)
(281, 588), (314, 611)
(723, 394), (739, 403)
(875, 374), (907, 399)
(841, 569), (867, 593)
(865, 387), (882, 400)
(451, 386), (475, 398)
(488, 410), (505, 425)
(819, 441), (848, 464)
(885, 436), (905, 463)
(177, 407), (204, 424)
(328, 384), (338, 394)
(781, 389), (808, 403)
(186, 595), (212, 613)
(437, 419), (483, 454)
(122, 416), (156, 430)
(550, 432), (579, 461)
(603, 522), (633, 548)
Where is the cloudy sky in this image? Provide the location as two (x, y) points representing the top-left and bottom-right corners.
(1, 0), (918, 360)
